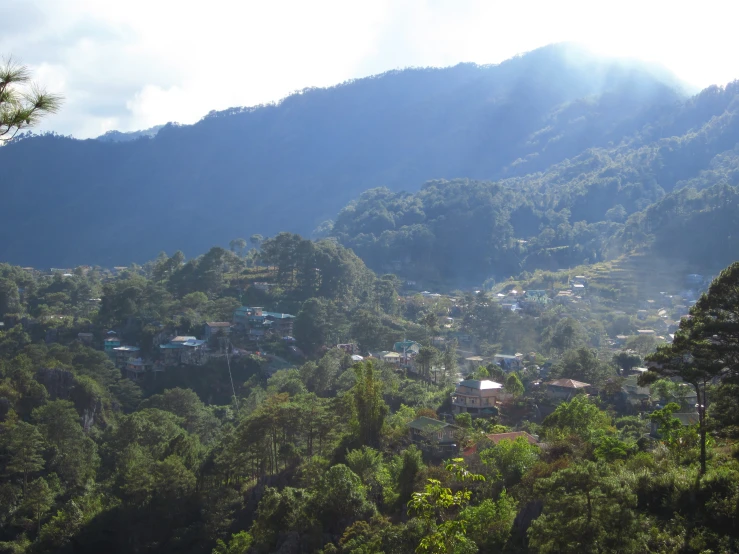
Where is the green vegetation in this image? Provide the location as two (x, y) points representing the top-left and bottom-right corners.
(0, 242), (737, 552)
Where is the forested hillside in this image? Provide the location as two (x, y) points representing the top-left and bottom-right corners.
(0, 44), (684, 268)
(331, 82), (739, 284)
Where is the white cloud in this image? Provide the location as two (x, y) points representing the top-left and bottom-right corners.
(3, 0), (739, 138)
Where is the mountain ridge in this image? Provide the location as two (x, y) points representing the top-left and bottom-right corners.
(0, 44), (691, 267)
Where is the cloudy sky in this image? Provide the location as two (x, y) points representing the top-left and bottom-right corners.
(3, 0), (738, 138)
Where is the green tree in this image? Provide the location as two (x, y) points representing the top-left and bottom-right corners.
(505, 373), (525, 398)
(528, 462), (647, 553)
(0, 58), (62, 143)
(6, 421), (46, 493)
(459, 491), (517, 552)
(545, 317), (586, 354)
(416, 346), (440, 384)
(22, 476), (56, 535)
(454, 412), (472, 429)
(480, 436), (540, 485)
(541, 396), (611, 441)
(408, 459), (485, 554)
(441, 343), (457, 384)
(352, 361), (388, 447)
(625, 334), (657, 358)
(641, 262), (739, 474)
(213, 531), (253, 554)
(229, 238), (248, 257)
(310, 464), (376, 535)
(32, 400), (99, 488)
(249, 234), (263, 250)
(551, 347), (612, 385)
(345, 446), (384, 486)
(612, 351), (642, 375)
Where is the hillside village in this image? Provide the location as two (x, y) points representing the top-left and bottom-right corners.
(4, 255), (713, 465)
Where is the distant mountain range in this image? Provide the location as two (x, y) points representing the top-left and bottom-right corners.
(0, 43), (707, 268)
(95, 125), (164, 143)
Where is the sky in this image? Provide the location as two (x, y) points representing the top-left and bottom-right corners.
(3, 0), (739, 139)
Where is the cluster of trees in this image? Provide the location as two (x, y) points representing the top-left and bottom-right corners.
(329, 80), (739, 284)
(1, 255), (739, 553)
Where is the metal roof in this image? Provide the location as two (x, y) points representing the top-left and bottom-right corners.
(457, 379), (503, 390)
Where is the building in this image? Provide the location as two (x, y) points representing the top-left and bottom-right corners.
(394, 340), (421, 355)
(465, 356), (485, 371)
(205, 322), (232, 340)
(337, 343), (359, 354)
(521, 290), (550, 312)
(233, 306), (263, 327)
(544, 378), (590, 401)
(263, 311), (295, 336)
(451, 379), (509, 415)
(159, 336), (197, 366)
(180, 339), (209, 365)
(112, 346), (141, 369)
(159, 337), (209, 366)
(125, 357), (153, 381)
(494, 354), (524, 372)
(104, 337), (121, 354)
(234, 306), (295, 338)
(409, 417), (460, 453)
(380, 351), (402, 365)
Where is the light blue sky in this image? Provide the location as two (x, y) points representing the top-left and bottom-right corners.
(3, 0), (738, 138)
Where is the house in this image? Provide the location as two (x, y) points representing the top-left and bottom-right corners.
(465, 356), (485, 370)
(104, 337), (121, 354)
(494, 354), (524, 372)
(180, 339), (209, 365)
(522, 290), (550, 312)
(486, 431), (539, 445)
(544, 378), (590, 401)
(205, 322), (232, 340)
(622, 374), (651, 408)
(337, 343), (359, 354)
(381, 351), (402, 365)
(263, 311), (295, 336)
(233, 306), (263, 327)
(112, 346), (141, 369)
(451, 379), (509, 415)
(158, 336), (197, 366)
(125, 357), (153, 381)
(637, 329), (656, 336)
(394, 340), (421, 354)
(409, 417), (460, 453)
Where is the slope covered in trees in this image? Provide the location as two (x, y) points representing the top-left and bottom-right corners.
(0, 44), (685, 268)
(2, 248), (739, 552)
(330, 81), (739, 284)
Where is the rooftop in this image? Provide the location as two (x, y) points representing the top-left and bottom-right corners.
(546, 378), (590, 389)
(171, 336), (197, 343)
(458, 379), (504, 390)
(409, 416), (456, 432)
(113, 346), (140, 352)
(263, 311), (295, 319)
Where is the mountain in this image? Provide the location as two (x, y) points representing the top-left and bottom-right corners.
(0, 43), (686, 268)
(330, 82), (739, 286)
(96, 125), (165, 143)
